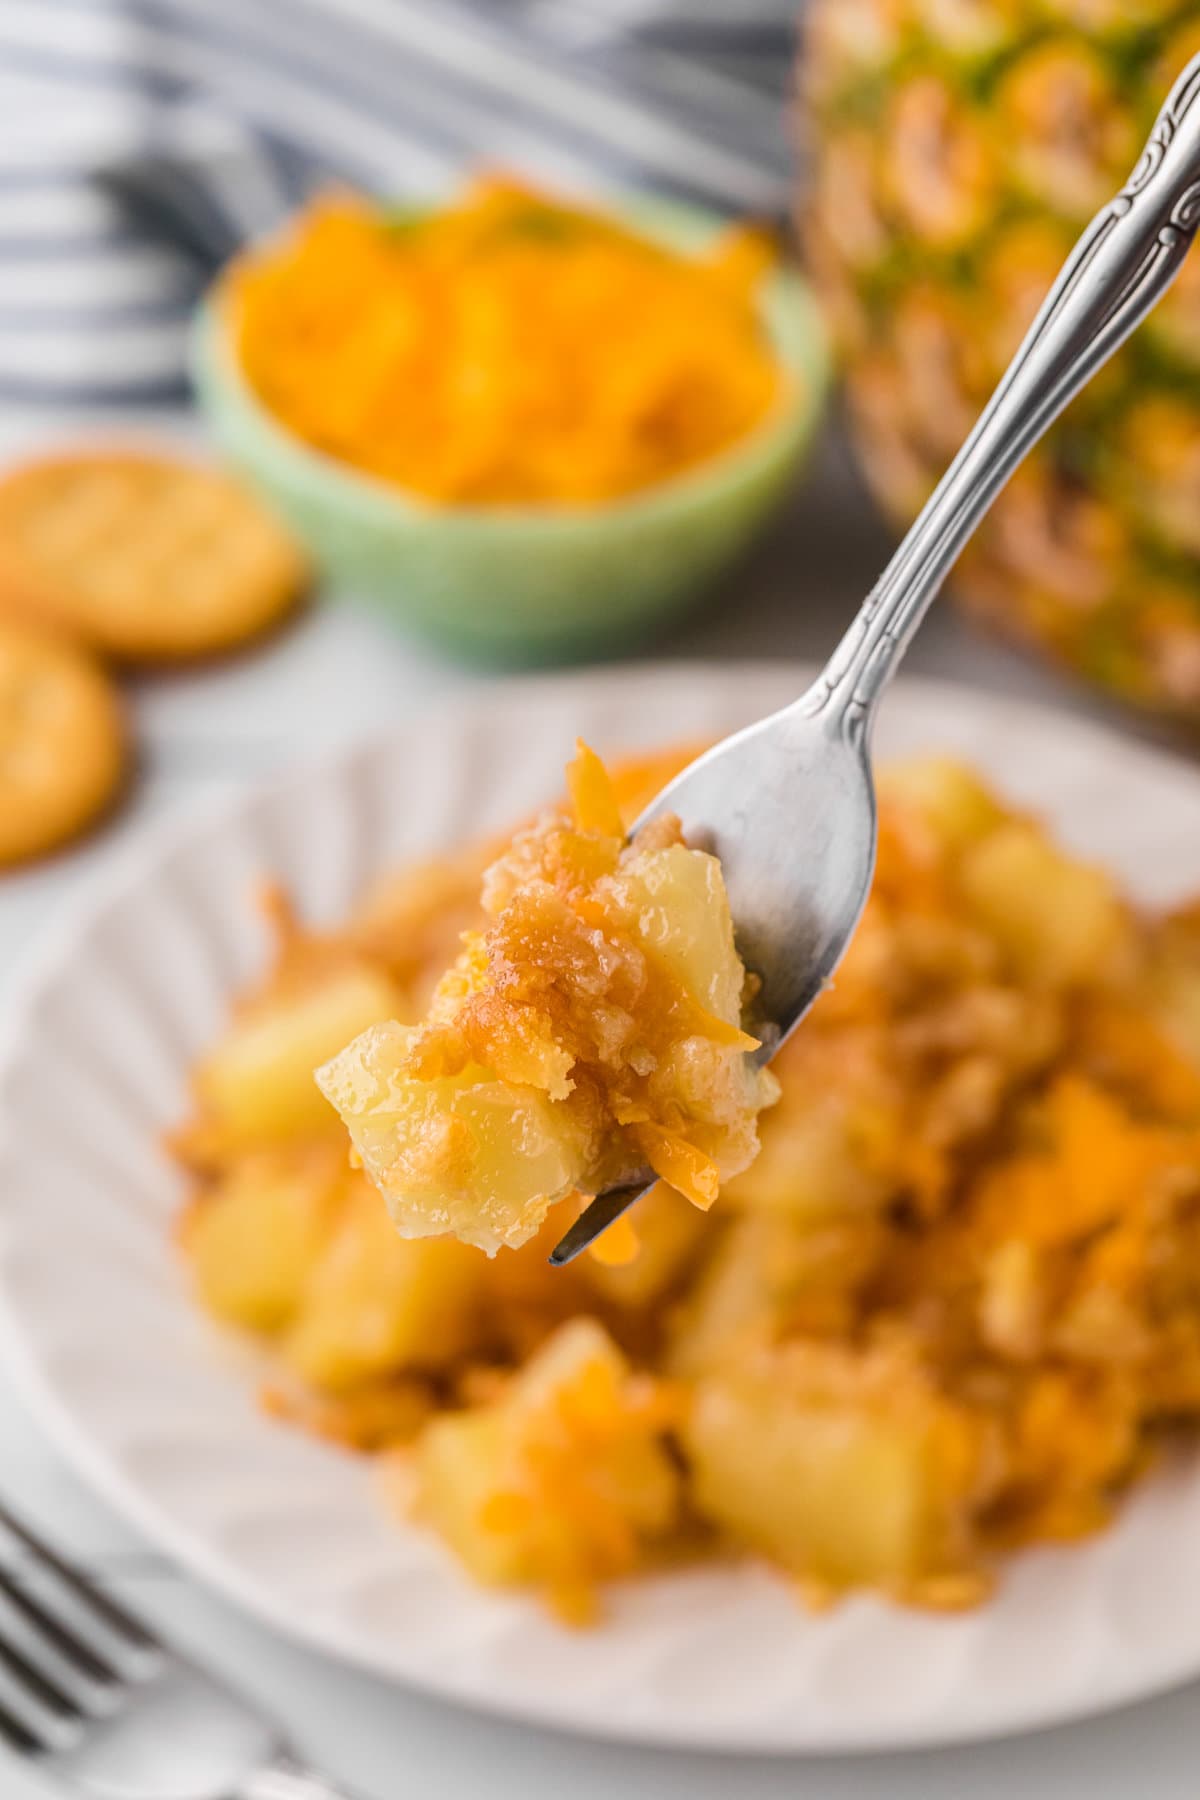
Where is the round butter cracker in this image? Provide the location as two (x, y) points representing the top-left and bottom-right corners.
(0, 621), (129, 866)
(0, 451), (308, 663)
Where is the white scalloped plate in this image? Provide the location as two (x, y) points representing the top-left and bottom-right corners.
(3, 664), (1200, 1754)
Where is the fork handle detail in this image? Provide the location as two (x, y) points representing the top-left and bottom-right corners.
(813, 52), (1200, 731)
(239, 1756), (360, 1800)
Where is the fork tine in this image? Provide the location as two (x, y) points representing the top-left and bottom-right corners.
(0, 1571), (121, 1690)
(0, 1685), (48, 1757)
(0, 1630), (82, 1721)
(0, 1503), (159, 1654)
(548, 1180), (650, 1265)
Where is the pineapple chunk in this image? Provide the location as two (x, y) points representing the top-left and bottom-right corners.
(722, 1036), (896, 1221)
(413, 1412), (516, 1586)
(182, 1144), (344, 1332)
(685, 1344), (983, 1591)
(960, 822), (1133, 988)
(412, 1318), (681, 1614)
(263, 1373), (433, 1453)
(314, 1023), (592, 1258)
(614, 843), (746, 1022)
(317, 745), (773, 1255)
(284, 1173), (486, 1390)
(194, 962), (400, 1150)
(669, 1212), (883, 1379)
(878, 757), (1004, 853)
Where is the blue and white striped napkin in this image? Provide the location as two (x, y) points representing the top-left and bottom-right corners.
(0, 0), (798, 410)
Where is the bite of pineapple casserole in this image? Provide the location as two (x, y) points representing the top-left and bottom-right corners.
(314, 742), (775, 1254)
(175, 745), (1200, 1622)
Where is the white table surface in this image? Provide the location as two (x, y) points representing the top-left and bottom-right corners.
(3, 415), (1199, 1799)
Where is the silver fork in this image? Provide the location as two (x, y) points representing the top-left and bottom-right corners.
(552, 52), (1200, 1265)
(0, 1501), (358, 1799)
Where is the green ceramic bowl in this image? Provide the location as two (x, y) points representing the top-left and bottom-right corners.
(191, 199), (830, 667)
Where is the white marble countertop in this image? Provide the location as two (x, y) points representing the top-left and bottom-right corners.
(3, 417), (1199, 1798)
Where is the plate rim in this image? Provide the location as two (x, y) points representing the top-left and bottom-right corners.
(2, 659), (1200, 1754)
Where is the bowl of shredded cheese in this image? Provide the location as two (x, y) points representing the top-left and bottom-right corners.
(192, 178), (829, 665)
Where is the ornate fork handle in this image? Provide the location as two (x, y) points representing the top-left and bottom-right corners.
(812, 53), (1200, 733)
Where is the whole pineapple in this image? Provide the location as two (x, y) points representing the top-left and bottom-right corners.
(803, 1), (1200, 714)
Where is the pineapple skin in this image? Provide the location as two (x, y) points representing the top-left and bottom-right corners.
(802, 1), (1200, 716)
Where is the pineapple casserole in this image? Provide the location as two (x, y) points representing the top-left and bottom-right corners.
(175, 745), (1200, 1621)
(314, 743), (774, 1255)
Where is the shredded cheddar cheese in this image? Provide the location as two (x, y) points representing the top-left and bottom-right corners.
(228, 177), (785, 505)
